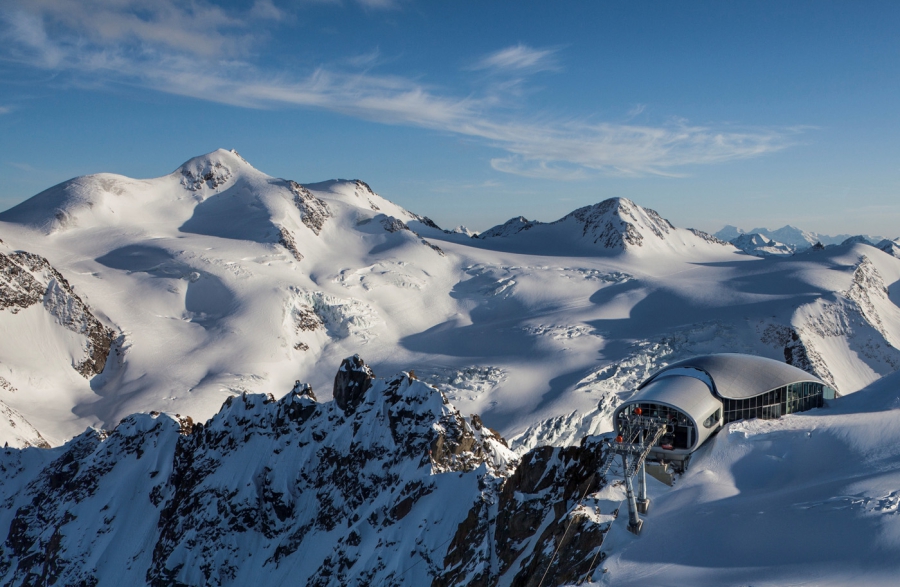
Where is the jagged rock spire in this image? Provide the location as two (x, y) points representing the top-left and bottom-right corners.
(333, 354), (374, 413)
(290, 380), (317, 402)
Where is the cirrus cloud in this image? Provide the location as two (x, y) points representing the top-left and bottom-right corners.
(470, 43), (561, 73)
(0, 2), (801, 179)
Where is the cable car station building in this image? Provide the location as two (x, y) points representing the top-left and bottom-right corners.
(612, 353), (836, 470)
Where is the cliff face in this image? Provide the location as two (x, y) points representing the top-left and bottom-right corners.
(0, 357), (612, 587)
(437, 438), (610, 587)
(0, 246), (115, 378)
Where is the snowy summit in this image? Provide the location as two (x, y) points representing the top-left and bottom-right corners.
(0, 150), (899, 586)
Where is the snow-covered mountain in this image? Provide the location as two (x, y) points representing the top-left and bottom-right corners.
(1, 149), (899, 454)
(877, 237), (900, 258)
(728, 232), (795, 257)
(0, 356), (615, 587)
(2, 354), (899, 586)
(716, 224), (885, 251)
(2, 149), (900, 585)
(479, 197), (732, 257)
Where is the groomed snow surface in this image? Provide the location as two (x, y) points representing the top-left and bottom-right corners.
(1, 149), (899, 585)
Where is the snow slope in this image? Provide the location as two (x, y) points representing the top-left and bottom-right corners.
(0, 149), (899, 453)
(597, 367), (900, 587)
(1, 149), (900, 585)
(0, 356), (898, 586)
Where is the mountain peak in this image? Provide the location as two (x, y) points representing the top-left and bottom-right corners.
(478, 196), (731, 256)
(558, 196), (675, 250)
(730, 232), (794, 257)
(176, 149), (254, 191)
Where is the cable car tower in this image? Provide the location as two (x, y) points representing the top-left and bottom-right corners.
(599, 407), (667, 535)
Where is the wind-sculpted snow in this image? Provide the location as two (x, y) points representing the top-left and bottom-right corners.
(0, 173), (139, 234)
(510, 319), (828, 454)
(0, 358), (628, 587)
(789, 254), (900, 392)
(333, 261), (431, 291)
(598, 374), (900, 586)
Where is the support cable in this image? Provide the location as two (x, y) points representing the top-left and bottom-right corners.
(535, 473), (596, 587)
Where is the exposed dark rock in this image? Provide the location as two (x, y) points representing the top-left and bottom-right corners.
(287, 181), (331, 235)
(562, 198), (675, 249)
(0, 359), (611, 587)
(377, 216), (445, 255)
(0, 253), (45, 312)
(293, 304), (322, 332)
(180, 160), (233, 191)
(333, 355), (375, 414)
(688, 228), (729, 246)
(0, 249), (115, 378)
(422, 239), (445, 256)
(277, 227), (303, 261)
(381, 216), (410, 233)
(291, 381), (317, 402)
(437, 437), (608, 587)
(761, 323), (837, 394)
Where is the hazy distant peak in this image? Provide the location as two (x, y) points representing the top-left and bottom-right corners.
(729, 232), (794, 257)
(876, 238), (900, 258)
(714, 224), (744, 241)
(478, 216), (538, 238)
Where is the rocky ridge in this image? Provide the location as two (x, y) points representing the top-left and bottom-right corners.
(479, 197), (730, 253)
(0, 246), (115, 378)
(0, 356), (615, 587)
(560, 198), (674, 250)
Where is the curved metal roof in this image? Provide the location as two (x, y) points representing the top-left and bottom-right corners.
(623, 375), (722, 422)
(641, 353), (824, 400)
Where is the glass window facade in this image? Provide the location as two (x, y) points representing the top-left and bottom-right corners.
(722, 381), (826, 424)
(617, 403), (696, 450)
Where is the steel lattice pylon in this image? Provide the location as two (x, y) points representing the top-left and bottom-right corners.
(600, 413), (668, 535)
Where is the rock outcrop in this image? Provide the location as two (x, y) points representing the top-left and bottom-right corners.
(332, 354), (375, 413)
(0, 247), (115, 378)
(0, 359), (615, 587)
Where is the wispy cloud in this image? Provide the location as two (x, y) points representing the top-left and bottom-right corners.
(625, 103), (646, 120)
(7, 161), (38, 172)
(249, 0), (287, 21)
(0, 3), (800, 179)
(0, 106), (11, 115)
(355, 0), (402, 10)
(471, 43), (560, 73)
(346, 47), (382, 68)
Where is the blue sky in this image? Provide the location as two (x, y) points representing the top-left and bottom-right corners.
(1, 0), (898, 236)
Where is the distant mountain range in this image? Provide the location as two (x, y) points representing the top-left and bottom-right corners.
(714, 224), (890, 258)
(2, 149), (900, 585)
